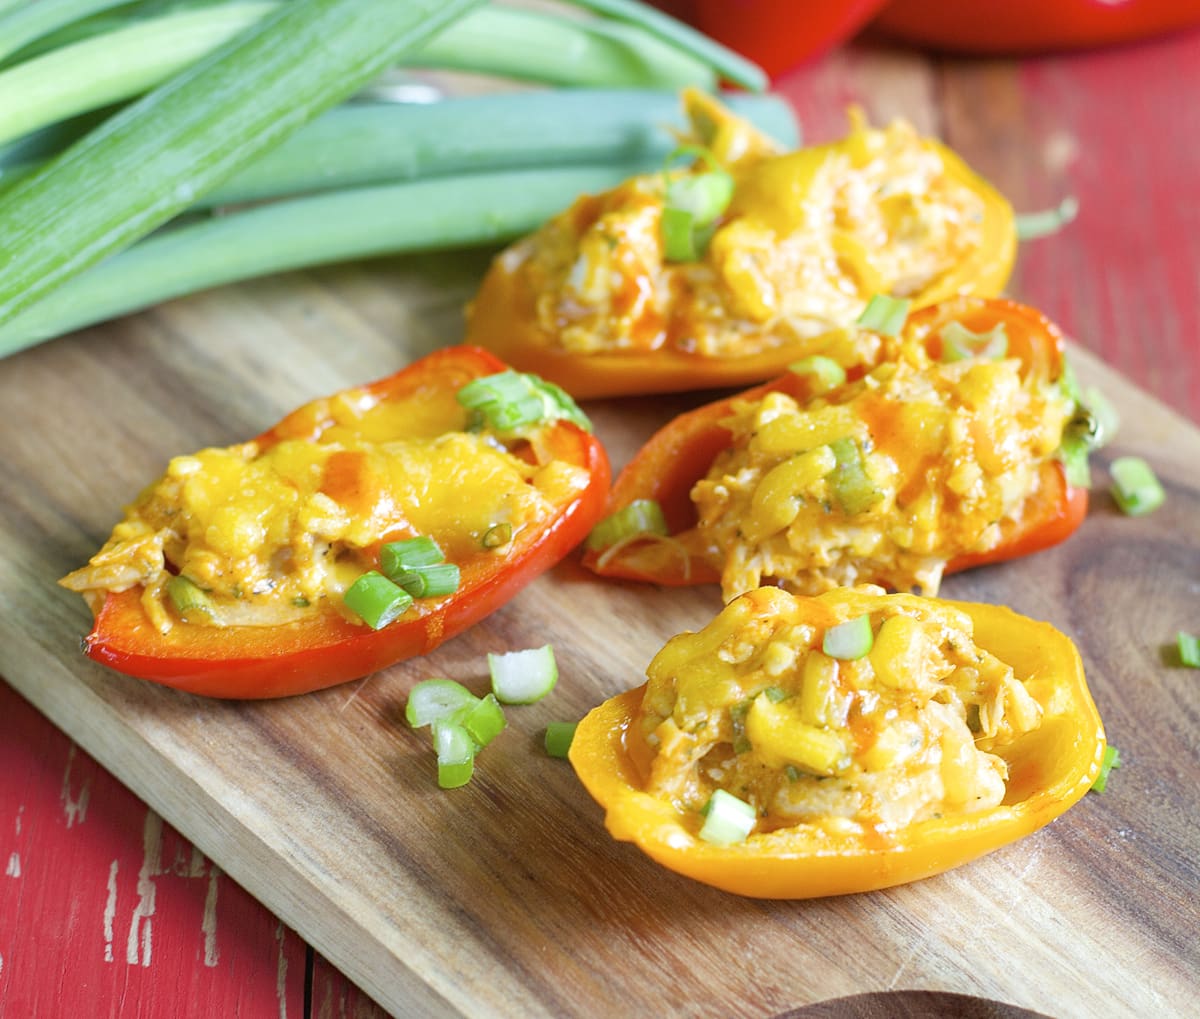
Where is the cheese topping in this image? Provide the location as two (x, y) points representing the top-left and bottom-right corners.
(498, 108), (988, 361)
(689, 338), (1072, 600)
(61, 383), (590, 633)
(632, 586), (1044, 836)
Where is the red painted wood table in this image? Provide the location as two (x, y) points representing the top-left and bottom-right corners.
(3, 23), (1199, 1019)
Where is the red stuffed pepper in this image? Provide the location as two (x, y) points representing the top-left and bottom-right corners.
(61, 346), (610, 698)
(583, 297), (1088, 599)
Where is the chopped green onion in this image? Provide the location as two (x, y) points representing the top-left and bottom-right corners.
(343, 571), (413, 630)
(489, 645), (558, 704)
(166, 575), (216, 622)
(526, 375), (593, 432)
(486, 395), (548, 433)
(1056, 379), (1118, 489)
(433, 721), (476, 789)
(1056, 433), (1093, 489)
(939, 320), (1008, 362)
(544, 721), (578, 759)
(661, 204), (700, 261)
(457, 369), (592, 434)
(823, 615), (874, 661)
(856, 294), (910, 337)
(404, 678), (480, 728)
(666, 164), (735, 223)
(481, 522), (514, 549)
(828, 437), (883, 515)
(380, 538), (460, 598)
(1109, 456), (1165, 516)
(1090, 744), (1121, 794)
(698, 789), (756, 846)
(458, 370), (546, 430)
(660, 144), (733, 263)
(789, 355), (847, 393)
(393, 562), (461, 599)
(460, 693), (507, 749)
(1178, 632), (1200, 668)
(1064, 406), (1100, 448)
(457, 369), (534, 410)
(586, 498), (669, 551)
(1081, 386), (1120, 449)
(1015, 196), (1079, 241)
(381, 535), (444, 575)
(436, 758), (473, 790)
(661, 143), (722, 182)
(1057, 391), (1096, 488)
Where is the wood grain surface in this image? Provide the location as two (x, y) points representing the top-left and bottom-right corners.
(1, 265), (1198, 1018)
(3, 28), (1200, 1019)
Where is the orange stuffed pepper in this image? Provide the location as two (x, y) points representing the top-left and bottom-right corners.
(465, 89), (1015, 398)
(570, 585), (1106, 898)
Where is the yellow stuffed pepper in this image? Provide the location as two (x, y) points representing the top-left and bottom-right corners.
(570, 585), (1105, 898)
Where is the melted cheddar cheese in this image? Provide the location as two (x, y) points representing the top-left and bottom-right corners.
(689, 339), (1072, 600)
(633, 586), (1043, 835)
(61, 381), (590, 633)
(480, 97), (996, 362)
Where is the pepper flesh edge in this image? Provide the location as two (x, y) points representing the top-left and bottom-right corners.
(77, 345), (611, 699)
(569, 601), (1106, 898)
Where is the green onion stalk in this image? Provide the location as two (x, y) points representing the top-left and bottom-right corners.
(0, 0), (491, 325)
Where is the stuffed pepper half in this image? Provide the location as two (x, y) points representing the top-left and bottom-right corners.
(583, 297), (1090, 599)
(61, 346), (610, 698)
(570, 585), (1105, 898)
(465, 89), (1015, 398)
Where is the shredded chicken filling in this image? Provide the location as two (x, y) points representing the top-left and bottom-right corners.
(689, 339), (1072, 600)
(633, 587), (1044, 835)
(514, 114), (986, 360)
(62, 425), (586, 634)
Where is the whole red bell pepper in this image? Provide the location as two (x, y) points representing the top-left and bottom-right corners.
(63, 346), (610, 699)
(654, 1), (888, 78)
(872, 0), (1200, 53)
(583, 297), (1088, 590)
(699, 0), (887, 75)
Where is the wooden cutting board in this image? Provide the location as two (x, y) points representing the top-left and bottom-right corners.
(1, 253), (1197, 1019)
